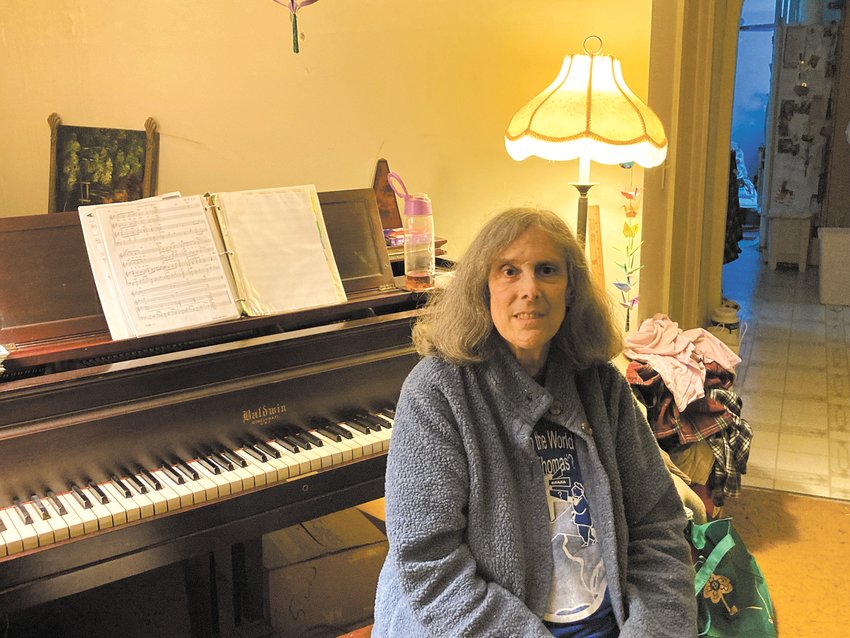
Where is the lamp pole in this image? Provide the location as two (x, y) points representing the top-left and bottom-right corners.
(569, 156), (597, 247)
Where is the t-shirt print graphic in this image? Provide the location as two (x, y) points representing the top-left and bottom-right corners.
(532, 420), (609, 624)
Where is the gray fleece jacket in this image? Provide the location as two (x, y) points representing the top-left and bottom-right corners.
(372, 342), (697, 637)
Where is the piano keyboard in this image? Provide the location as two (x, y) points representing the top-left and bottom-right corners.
(0, 409), (395, 558)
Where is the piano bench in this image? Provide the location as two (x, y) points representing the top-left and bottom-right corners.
(338, 623), (373, 638)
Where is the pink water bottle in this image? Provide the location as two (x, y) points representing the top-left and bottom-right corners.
(388, 172), (435, 291)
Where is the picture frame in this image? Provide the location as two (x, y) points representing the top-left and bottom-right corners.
(47, 113), (159, 213)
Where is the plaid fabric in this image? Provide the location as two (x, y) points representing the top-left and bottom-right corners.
(626, 361), (752, 504)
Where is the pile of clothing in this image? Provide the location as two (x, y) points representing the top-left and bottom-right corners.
(624, 314), (752, 506)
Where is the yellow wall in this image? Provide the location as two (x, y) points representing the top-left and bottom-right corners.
(0, 0), (655, 328)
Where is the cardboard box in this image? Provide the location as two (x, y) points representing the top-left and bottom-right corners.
(263, 508), (388, 637)
(819, 227), (850, 306)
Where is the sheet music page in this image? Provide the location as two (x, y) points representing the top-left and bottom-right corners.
(215, 185), (347, 316)
(94, 195), (241, 337)
(79, 192), (183, 340)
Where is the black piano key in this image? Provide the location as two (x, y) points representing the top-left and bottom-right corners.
(135, 466), (162, 491)
(195, 454), (220, 475)
(379, 406), (396, 419)
(294, 428), (323, 447)
(12, 497), (33, 525)
(253, 439), (281, 459)
(326, 422), (355, 440)
(171, 463), (194, 483)
(218, 448), (245, 469)
(0, 516), (4, 532)
(273, 435), (300, 453)
(70, 483), (93, 509)
(29, 494), (50, 520)
(353, 413), (385, 431)
(289, 433), (312, 450)
(123, 471), (148, 494)
(159, 462), (184, 485)
(313, 426), (342, 443)
(109, 475), (132, 499)
(341, 418), (371, 435)
(239, 440), (267, 463)
(46, 490), (68, 516)
(86, 480), (110, 504)
(173, 457), (200, 481)
(207, 452), (232, 472)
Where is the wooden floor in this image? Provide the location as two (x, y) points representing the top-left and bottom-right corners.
(723, 487), (850, 637)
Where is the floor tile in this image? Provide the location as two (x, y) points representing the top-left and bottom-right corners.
(721, 229), (844, 501)
(739, 391), (783, 424)
(793, 304), (826, 322)
(783, 370), (827, 400)
(778, 432), (829, 456)
(781, 398), (829, 431)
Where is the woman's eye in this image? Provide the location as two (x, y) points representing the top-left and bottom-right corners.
(502, 266), (517, 277)
(539, 264), (558, 276)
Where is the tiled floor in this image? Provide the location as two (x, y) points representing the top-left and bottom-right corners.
(722, 231), (850, 500)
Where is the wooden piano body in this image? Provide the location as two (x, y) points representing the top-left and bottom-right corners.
(0, 204), (422, 635)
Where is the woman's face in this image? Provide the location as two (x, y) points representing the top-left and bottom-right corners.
(487, 227), (568, 375)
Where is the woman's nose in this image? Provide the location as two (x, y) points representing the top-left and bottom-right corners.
(519, 273), (540, 299)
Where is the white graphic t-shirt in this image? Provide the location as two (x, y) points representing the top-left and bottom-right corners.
(532, 417), (616, 636)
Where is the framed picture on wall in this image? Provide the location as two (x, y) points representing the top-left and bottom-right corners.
(47, 113), (159, 213)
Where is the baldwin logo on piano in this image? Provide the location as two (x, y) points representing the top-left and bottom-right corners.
(242, 402), (288, 427)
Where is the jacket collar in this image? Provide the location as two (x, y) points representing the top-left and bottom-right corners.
(481, 338), (580, 436)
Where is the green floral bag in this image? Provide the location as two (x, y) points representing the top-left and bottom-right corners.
(688, 518), (777, 637)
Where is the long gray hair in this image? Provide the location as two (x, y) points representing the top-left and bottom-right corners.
(412, 207), (622, 370)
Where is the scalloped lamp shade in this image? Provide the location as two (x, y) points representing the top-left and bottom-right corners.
(504, 52), (668, 169)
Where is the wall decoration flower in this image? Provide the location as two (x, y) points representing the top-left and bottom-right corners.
(613, 186), (643, 332)
(273, 0), (321, 53)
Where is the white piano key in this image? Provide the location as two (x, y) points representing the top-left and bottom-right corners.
(243, 444), (288, 482)
(122, 481), (156, 519)
(48, 493), (84, 538)
(319, 433), (355, 463)
(1, 505), (38, 550)
(95, 484), (128, 526)
(338, 422), (382, 456)
(209, 460), (247, 494)
(233, 448), (272, 486)
(149, 470), (184, 510)
(298, 438), (338, 469)
(0, 508), (24, 555)
(265, 440), (304, 479)
(187, 460), (220, 500)
(39, 501), (71, 542)
(190, 460), (230, 497)
(101, 482), (140, 523)
(372, 426), (393, 452)
(21, 502), (55, 547)
(80, 487), (115, 530)
(154, 469), (195, 508)
(132, 475), (168, 515)
(229, 463), (256, 490)
(59, 491), (99, 535)
(317, 428), (363, 460)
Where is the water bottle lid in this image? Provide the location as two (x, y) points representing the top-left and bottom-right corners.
(387, 171), (432, 216)
(405, 194), (432, 216)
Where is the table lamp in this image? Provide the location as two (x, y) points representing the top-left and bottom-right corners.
(504, 36), (668, 246)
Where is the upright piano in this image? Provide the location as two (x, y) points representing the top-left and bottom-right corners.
(0, 194), (424, 636)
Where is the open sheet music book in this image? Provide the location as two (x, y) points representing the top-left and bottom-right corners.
(79, 185), (347, 340)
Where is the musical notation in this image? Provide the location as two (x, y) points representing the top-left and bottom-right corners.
(89, 196), (241, 337)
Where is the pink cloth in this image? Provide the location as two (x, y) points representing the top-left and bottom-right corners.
(682, 327), (742, 373)
(624, 314), (706, 411)
(624, 314), (741, 412)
